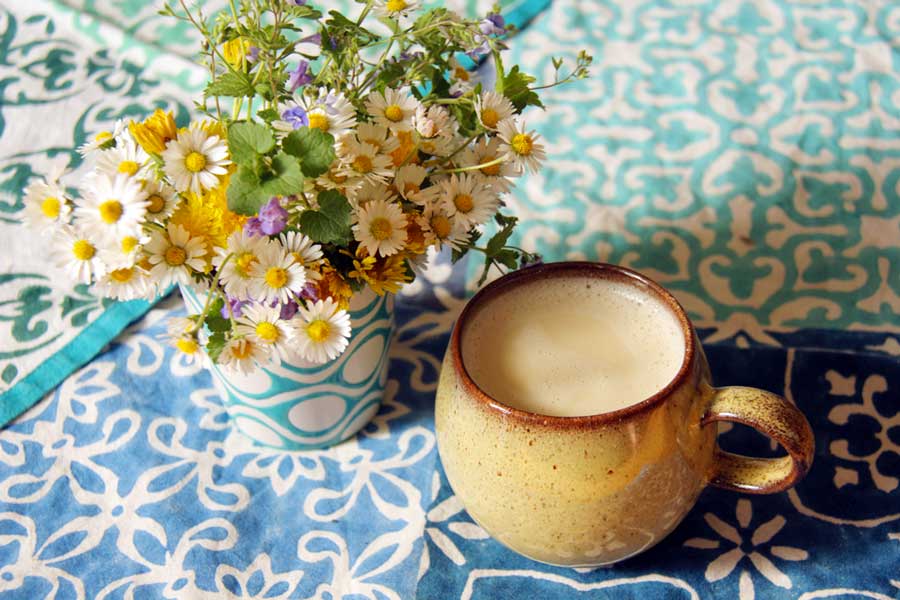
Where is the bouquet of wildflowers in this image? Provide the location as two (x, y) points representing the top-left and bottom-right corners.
(21, 0), (591, 372)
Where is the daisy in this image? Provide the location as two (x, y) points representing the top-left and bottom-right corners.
(218, 336), (270, 374)
(449, 58), (476, 96)
(236, 304), (292, 361)
(214, 230), (272, 299)
(145, 223), (208, 288)
(438, 173), (498, 228)
(365, 88), (418, 132)
(99, 232), (149, 269)
(75, 173), (148, 243)
(249, 242), (307, 304)
(338, 139), (393, 185)
(352, 197), (408, 257)
(374, 0), (420, 20)
(393, 164), (432, 204)
(314, 164), (364, 199)
(52, 225), (106, 284)
(351, 122), (400, 155)
(93, 265), (153, 301)
(77, 119), (127, 156)
(305, 88), (357, 138)
(280, 231), (323, 273)
(350, 180), (396, 208)
(142, 179), (180, 222)
(164, 318), (203, 362)
(22, 177), (71, 230)
(290, 298), (352, 364)
(420, 205), (468, 251)
(497, 117), (546, 174)
(459, 136), (517, 192)
(474, 91), (515, 131)
(95, 138), (149, 179)
(413, 105), (458, 157)
(161, 126), (231, 194)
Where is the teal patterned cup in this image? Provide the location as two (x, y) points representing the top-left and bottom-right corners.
(180, 286), (394, 450)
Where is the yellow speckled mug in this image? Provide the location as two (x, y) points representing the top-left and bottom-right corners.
(435, 262), (814, 567)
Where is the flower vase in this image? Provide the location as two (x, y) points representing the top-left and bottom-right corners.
(179, 285), (394, 450)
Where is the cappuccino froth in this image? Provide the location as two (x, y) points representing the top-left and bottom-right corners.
(461, 275), (686, 417)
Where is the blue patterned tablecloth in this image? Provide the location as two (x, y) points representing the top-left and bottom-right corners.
(3, 0), (900, 598)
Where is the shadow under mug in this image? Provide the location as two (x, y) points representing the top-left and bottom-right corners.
(435, 261), (815, 567)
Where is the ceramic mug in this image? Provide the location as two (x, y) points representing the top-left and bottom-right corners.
(435, 262), (815, 566)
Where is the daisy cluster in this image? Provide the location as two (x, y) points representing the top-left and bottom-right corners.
(22, 0), (591, 373)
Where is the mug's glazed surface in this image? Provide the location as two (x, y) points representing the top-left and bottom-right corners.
(435, 262), (813, 566)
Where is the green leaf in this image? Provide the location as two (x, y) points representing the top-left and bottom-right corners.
(228, 121), (275, 165)
(206, 332), (227, 363)
(501, 65), (544, 111)
(283, 128), (336, 177)
(257, 108), (279, 123)
(494, 249), (519, 269)
(227, 166), (267, 215)
(205, 70), (255, 98)
(299, 190), (352, 245)
(262, 152), (304, 196)
(204, 298), (231, 333)
(485, 224), (514, 256)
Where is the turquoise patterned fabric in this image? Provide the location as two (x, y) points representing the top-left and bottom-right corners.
(2, 0), (900, 598)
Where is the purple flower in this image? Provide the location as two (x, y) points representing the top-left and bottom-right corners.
(480, 12), (505, 36)
(221, 296), (247, 319)
(300, 33), (321, 46)
(247, 46), (260, 63)
(299, 281), (319, 302)
(278, 299), (299, 320)
(287, 60), (312, 92)
(245, 197), (289, 237)
(281, 106), (309, 129)
(288, 0), (307, 6)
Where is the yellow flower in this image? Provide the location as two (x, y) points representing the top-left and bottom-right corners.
(348, 248), (410, 296)
(169, 177), (244, 266)
(315, 262), (354, 310)
(390, 130), (418, 167)
(129, 109), (177, 155)
(198, 119), (228, 141)
(222, 38), (251, 68)
(405, 214), (428, 255)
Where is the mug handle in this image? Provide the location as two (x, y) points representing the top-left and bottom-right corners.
(702, 386), (815, 494)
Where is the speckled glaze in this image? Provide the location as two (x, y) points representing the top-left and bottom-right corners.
(435, 262), (815, 567)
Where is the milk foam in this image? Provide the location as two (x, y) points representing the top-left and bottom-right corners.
(461, 276), (686, 417)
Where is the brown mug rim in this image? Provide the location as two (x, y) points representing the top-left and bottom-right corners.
(451, 261), (697, 427)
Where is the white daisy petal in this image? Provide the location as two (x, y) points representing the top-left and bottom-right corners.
(352, 197), (408, 257)
(290, 298), (352, 364)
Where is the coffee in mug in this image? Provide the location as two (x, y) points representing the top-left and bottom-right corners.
(435, 262), (814, 566)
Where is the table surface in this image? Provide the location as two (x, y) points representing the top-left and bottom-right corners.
(2, 1), (900, 598)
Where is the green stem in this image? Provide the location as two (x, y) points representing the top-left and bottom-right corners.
(435, 155), (504, 175)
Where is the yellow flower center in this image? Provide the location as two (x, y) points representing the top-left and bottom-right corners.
(481, 108), (500, 128)
(165, 246), (187, 266)
(306, 319), (331, 343)
(369, 217), (393, 241)
(72, 239), (95, 261)
(362, 137), (382, 150)
(308, 113), (330, 131)
(431, 215), (452, 239)
(352, 155), (373, 173)
(386, 0), (407, 11)
(265, 266), (288, 289)
(255, 322), (280, 343)
(510, 133), (533, 156)
(384, 104), (404, 122)
(481, 161), (501, 177)
(109, 268), (134, 283)
(121, 236), (139, 254)
(41, 196), (61, 219)
(404, 182), (420, 196)
(184, 151), (207, 173)
(454, 66), (470, 81)
(231, 339), (253, 359)
(94, 131), (113, 142)
(453, 193), (474, 213)
(99, 200), (123, 224)
(147, 194), (165, 213)
(118, 160), (140, 176)
(235, 252), (257, 278)
(176, 337), (199, 355)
